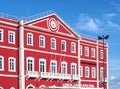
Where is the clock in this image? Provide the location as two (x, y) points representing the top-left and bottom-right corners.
(48, 18), (59, 32)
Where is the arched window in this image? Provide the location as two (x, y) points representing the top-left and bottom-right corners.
(27, 57), (34, 71)
(10, 87), (15, 89)
(39, 58), (46, 72)
(26, 84), (35, 89)
(0, 86), (3, 89)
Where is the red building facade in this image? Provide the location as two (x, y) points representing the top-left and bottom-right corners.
(0, 11), (108, 89)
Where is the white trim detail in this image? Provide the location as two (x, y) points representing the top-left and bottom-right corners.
(50, 60), (57, 73)
(26, 84), (35, 89)
(27, 57), (34, 71)
(0, 56), (4, 71)
(0, 86), (3, 89)
(51, 38), (56, 50)
(61, 40), (66, 51)
(71, 42), (76, 53)
(27, 32), (33, 46)
(8, 31), (15, 44)
(85, 66), (89, 78)
(39, 35), (45, 48)
(0, 29), (3, 42)
(0, 74), (18, 77)
(71, 63), (77, 75)
(61, 61), (67, 74)
(39, 58), (46, 72)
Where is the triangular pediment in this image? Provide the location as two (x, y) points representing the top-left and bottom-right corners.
(25, 14), (78, 38)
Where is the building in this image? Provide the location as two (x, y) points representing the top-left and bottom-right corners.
(0, 11), (108, 89)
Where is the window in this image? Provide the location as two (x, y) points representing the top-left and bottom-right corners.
(61, 62), (67, 74)
(27, 33), (33, 45)
(51, 60), (57, 73)
(9, 57), (16, 71)
(80, 66), (83, 77)
(71, 63), (76, 75)
(92, 67), (96, 78)
(85, 66), (89, 78)
(71, 42), (76, 53)
(0, 87), (3, 89)
(85, 47), (89, 56)
(80, 46), (82, 55)
(61, 40), (66, 51)
(40, 36), (45, 48)
(100, 67), (104, 79)
(91, 48), (95, 57)
(27, 57), (34, 71)
(39, 59), (46, 72)
(8, 31), (15, 44)
(0, 29), (3, 42)
(0, 56), (4, 71)
(51, 38), (56, 49)
(100, 50), (104, 59)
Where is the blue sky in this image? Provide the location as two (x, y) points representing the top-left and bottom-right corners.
(0, 0), (120, 83)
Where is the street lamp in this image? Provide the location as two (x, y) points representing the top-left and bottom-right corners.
(98, 35), (109, 89)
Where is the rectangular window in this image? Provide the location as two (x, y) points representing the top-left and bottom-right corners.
(100, 50), (104, 59)
(85, 67), (89, 78)
(91, 48), (95, 57)
(100, 67), (104, 80)
(51, 38), (56, 49)
(71, 42), (76, 53)
(61, 62), (67, 74)
(0, 29), (3, 42)
(92, 67), (96, 78)
(80, 46), (82, 55)
(27, 57), (34, 71)
(40, 36), (45, 48)
(71, 63), (76, 75)
(27, 33), (33, 45)
(80, 66), (83, 77)
(51, 60), (57, 73)
(8, 31), (15, 44)
(9, 57), (16, 71)
(61, 40), (66, 51)
(39, 59), (46, 72)
(0, 56), (4, 70)
(85, 47), (89, 56)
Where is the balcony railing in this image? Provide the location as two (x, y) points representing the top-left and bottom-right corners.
(26, 71), (39, 78)
(26, 71), (79, 81)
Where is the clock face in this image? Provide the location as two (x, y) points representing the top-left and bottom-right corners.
(48, 18), (59, 32)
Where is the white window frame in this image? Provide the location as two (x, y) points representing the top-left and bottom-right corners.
(80, 66), (83, 77)
(39, 58), (46, 72)
(27, 57), (34, 71)
(61, 61), (67, 74)
(80, 46), (82, 55)
(8, 31), (15, 44)
(39, 35), (45, 48)
(92, 67), (96, 78)
(71, 42), (76, 53)
(100, 50), (104, 59)
(61, 40), (66, 51)
(27, 33), (33, 46)
(71, 63), (76, 75)
(85, 66), (89, 78)
(0, 56), (4, 71)
(51, 38), (56, 50)
(85, 47), (89, 56)
(10, 87), (15, 89)
(8, 57), (16, 72)
(0, 29), (3, 42)
(50, 60), (57, 73)
(91, 48), (95, 57)
(100, 67), (104, 79)
(0, 86), (3, 89)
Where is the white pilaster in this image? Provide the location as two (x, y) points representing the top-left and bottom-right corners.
(106, 44), (109, 89)
(96, 41), (99, 88)
(78, 38), (81, 88)
(19, 20), (25, 89)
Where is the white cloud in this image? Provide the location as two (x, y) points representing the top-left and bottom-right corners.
(75, 13), (120, 32)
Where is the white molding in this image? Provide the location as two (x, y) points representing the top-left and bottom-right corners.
(0, 74), (18, 77)
(0, 45), (18, 50)
(39, 35), (45, 48)
(0, 21), (18, 27)
(24, 48), (78, 58)
(26, 84), (35, 89)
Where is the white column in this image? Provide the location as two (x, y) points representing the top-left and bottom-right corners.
(106, 44), (109, 89)
(19, 20), (25, 89)
(78, 39), (81, 88)
(96, 41), (99, 88)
